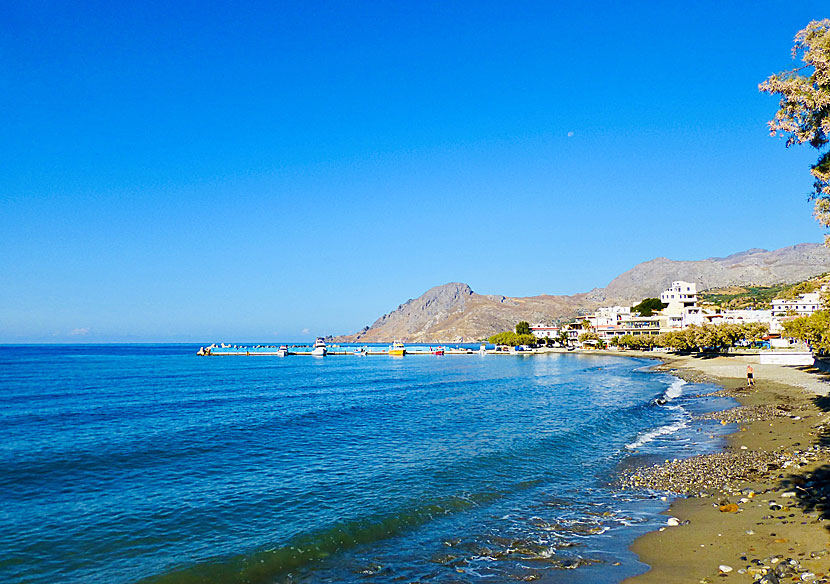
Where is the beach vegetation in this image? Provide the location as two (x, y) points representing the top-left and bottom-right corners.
(515, 321), (532, 335)
(487, 331), (537, 346)
(654, 323), (769, 352)
(613, 323), (769, 352)
(578, 331), (599, 343)
(760, 19), (830, 244)
(616, 334), (657, 350)
(631, 298), (665, 316)
(783, 310), (830, 353)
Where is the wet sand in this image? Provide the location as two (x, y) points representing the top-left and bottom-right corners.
(616, 352), (830, 583)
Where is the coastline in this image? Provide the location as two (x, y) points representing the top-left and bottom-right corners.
(611, 351), (830, 583)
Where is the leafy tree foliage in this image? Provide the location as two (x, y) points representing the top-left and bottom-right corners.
(515, 321), (532, 335)
(760, 20), (830, 243)
(578, 331), (600, 343)
(613, 323), (769, 352)
(631, 298), (666, 316)
(783, 310), (830, 353)
(615, 334), (657, 350)
(487, 332), (537, 346)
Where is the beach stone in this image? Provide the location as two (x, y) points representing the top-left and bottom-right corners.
(720, 503), (739, 513)
(667, 517), (681, 526)
(719, 564), (733, 573)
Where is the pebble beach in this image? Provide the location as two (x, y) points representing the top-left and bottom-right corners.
(615, 352), (830, 583)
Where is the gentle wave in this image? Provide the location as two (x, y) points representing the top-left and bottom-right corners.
(626, 377), (688, 449)
(0, 347), (718, 584)
(140, 492), (504, 584)
(624, 416), (689, 450)
(664, 377), (686, 401)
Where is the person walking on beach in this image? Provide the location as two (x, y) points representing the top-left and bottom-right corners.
(746, 365), (754, 387)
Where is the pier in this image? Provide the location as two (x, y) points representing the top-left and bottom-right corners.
(196, 344), (549, 356)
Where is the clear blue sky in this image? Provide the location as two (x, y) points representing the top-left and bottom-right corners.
(1, 1), (827, 342)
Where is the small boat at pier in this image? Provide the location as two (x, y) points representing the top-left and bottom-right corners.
(353, 347), (367, 356)
(388, 341), (406, 356)
(277, 346), (289, 357)
(430, 346), (444, 356)
(311, 338), (327, 357)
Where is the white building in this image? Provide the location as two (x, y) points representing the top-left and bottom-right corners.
(771, 292), (821, 317)
(585, 306), (631, 329)
(703, 309), (774, 326)
(660, 280), (703, 329)
(530, 323), (560, 339)
(660, 281), (698, 307)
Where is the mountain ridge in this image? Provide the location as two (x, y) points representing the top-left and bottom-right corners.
(334, 243), (830, 343)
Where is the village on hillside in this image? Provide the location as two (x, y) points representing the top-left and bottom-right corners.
(519, 277), (827, 363)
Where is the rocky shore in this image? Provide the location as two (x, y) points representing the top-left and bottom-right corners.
(616, 353), (830, 583)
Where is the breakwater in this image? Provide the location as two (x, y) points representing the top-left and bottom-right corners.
(197, 343), (559, 356)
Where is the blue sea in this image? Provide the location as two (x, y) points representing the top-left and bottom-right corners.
(0, 345), (737, 584)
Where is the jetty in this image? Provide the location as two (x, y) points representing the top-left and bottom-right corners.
(196, 343), (547, 356)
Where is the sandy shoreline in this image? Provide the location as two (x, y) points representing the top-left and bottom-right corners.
(604, 351), (830, 583)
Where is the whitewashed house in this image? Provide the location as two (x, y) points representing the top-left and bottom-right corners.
(530, 323), (560, 339)
(771, 292), (821, 317)
(659, 280), (704, 329)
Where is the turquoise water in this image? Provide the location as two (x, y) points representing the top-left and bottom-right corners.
(0, 345), (735, 583)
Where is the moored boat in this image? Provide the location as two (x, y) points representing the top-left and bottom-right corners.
(277, 345), (289, 357)
(353, 347), (367, 356)
(388, 341), (406, 356)
(311, 338), (327, 357)
(431, 346), (444, 355)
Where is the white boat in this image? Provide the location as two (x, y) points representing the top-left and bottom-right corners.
(353, 347), (367, 356)
(277, 346), (289, 357)
(311, 337), (327, 356)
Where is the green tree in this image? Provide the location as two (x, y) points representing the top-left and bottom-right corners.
(631, 298), (666, 316)
(578, 331), (600, 344)
(487, 331), (539, 347)
(515, 321), (531, 335)
(784, 310), (830, 353)
(760, 19), (830, 243)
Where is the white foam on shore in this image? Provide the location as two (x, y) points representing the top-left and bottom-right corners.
(664, 377), (686, 401)
(626, 378), (689, 450)
(625, 416), (689, 450)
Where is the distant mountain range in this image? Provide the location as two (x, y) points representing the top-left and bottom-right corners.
(334, 243), (830, 343)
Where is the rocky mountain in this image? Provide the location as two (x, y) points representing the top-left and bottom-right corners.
(335, 243), (830, 343)
(599, 244), (830, 303)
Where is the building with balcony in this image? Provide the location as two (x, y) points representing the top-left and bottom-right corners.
(771, 292), (822, 317)
(660, 280), (703, 329)
(530, 323), (560, 339)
